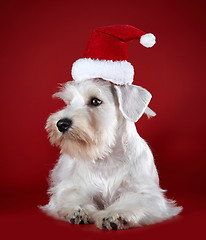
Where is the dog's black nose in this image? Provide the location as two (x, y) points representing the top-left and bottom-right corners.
(57, 118), (72, 133)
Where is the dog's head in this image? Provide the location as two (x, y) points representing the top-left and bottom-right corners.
(46, 79), (153, 161)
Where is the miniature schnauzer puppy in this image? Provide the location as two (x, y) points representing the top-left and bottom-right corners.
(42, 78), (182, 230)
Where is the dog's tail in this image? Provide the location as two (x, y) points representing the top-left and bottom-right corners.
(145, 107), (156, 118)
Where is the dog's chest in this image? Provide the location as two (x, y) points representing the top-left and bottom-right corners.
(76, 157), (129, 198)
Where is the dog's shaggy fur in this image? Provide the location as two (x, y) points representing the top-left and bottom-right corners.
(41, 78), (182, 230)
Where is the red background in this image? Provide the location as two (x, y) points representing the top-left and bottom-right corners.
(1, 0), (206, 239)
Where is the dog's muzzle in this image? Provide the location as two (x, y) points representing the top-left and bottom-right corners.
(57, 118), (72, 133)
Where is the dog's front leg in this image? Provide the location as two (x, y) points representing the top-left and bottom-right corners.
(95, 190), (179, 230)
(95, 192), (143, 230)
(44, 187), (98, 225)
(57, 188), (98, 225)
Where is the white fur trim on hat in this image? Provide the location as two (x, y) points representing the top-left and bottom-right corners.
(140, 33), (156, 48)
(71, 58), (134, 85)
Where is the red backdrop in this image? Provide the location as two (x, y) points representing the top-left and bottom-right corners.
(1, 0), (206, 239)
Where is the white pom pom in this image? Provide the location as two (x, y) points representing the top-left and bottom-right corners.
(140, 33), (156, 48)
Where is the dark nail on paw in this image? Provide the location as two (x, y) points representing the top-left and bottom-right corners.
(110, 222), (118, 230)
(70, 218), (75, 224)
(102, 223), (108, 230)
(122, 219), (127, 225)
(79, 220), (84, 224)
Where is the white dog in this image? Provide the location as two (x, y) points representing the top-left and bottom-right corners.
(42, 78), (182, 230)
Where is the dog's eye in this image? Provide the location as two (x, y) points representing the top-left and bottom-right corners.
(90, 98), (102, 106)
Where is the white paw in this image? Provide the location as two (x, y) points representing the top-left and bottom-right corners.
(96, 213), (129, 230)
(61, 208), (93, 224)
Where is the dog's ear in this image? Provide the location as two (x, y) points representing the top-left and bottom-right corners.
(114, 84), (152, 122)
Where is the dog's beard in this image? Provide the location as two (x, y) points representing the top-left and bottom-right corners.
(46, 120), (116, 162)
(61, 126), (100, 160)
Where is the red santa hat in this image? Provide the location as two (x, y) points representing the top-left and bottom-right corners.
(71, 25), (156, 85)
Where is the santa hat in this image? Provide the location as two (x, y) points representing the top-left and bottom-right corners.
(71, 25), (156, 85)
